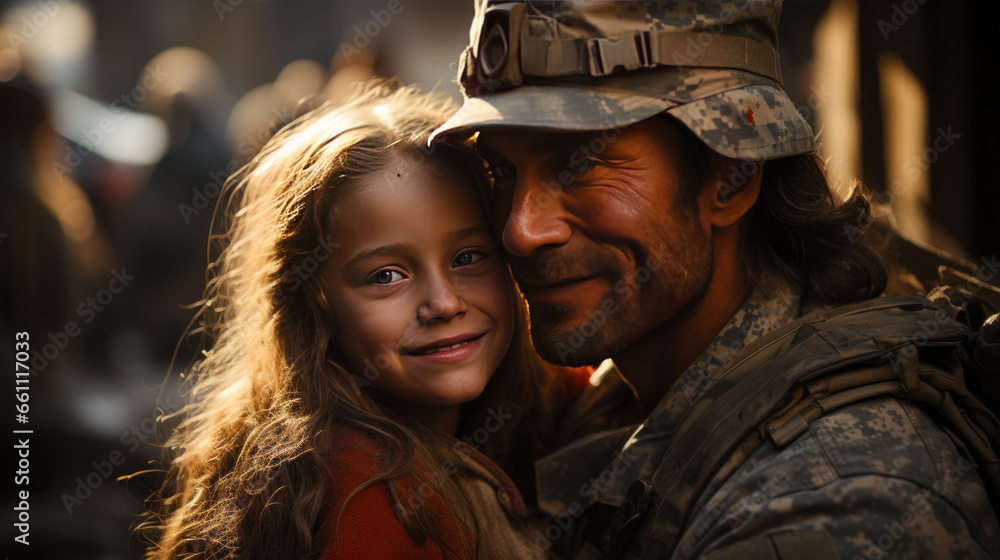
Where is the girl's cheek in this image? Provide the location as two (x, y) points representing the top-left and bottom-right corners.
(467, 274), (515, 326)
(466, 270), (511, 297)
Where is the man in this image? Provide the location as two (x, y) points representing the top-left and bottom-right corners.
(433, 1), (1000, 559)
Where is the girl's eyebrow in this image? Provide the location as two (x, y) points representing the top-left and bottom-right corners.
(451, 226), (492, 242)
(346, 243), (409, 268)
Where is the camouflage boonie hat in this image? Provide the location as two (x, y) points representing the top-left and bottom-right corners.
(432, 0), (817, 160)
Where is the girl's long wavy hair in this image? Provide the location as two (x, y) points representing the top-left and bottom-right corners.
(138, 81), (561, 559)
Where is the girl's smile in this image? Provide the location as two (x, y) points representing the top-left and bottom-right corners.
(402, 331), (487, 362)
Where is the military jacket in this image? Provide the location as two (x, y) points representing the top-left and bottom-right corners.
(534, 284), (1000, 559)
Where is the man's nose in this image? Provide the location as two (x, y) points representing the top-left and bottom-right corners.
(501, 173), (572, 257)
(416, 272), (468, 324)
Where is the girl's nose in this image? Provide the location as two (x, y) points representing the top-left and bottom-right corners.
(416, 274), (468, 324)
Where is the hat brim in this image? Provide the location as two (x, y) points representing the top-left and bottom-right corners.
(431, 84), (673, 139)
(432, 83), (816, 161)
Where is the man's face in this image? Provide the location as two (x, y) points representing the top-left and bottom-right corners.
(476, 117), (717, 366)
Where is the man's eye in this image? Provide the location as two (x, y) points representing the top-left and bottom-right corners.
(367, 269), (405, 285)
(488, 162), (516, 187)
(453, 251), (486, 268)
(575, 156), (602, 174)
(561, 156), (604, 181)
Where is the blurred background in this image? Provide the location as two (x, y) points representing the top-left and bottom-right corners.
(0, 0), (997, 558)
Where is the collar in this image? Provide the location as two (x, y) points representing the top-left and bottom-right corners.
(448, 436), (531, 517)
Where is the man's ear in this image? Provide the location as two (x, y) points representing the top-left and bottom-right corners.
(701, 160), (764, 229)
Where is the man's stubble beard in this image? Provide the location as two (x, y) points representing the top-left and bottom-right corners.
(527, 234), (715, 367)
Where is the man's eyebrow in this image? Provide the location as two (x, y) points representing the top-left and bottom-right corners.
(346, 243), (409, 268)
(475, 141), (504, 161)
(548, 133), (604, 153)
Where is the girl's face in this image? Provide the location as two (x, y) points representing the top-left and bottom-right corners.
(320, 153), (515, 426)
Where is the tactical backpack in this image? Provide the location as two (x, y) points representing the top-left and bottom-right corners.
(607, 288), (1000, 560)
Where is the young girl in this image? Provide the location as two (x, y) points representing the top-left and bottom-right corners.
(140, 82), (575, 559)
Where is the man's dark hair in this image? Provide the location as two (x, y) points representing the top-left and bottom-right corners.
(744, 153), (888, 303)
(663, 115), (888, 303)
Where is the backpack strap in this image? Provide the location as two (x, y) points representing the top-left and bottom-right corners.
(616, 295), (999, 560)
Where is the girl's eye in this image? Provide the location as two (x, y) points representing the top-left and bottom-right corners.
(367, 269), (405, 285)
(453, 251), (485, 268)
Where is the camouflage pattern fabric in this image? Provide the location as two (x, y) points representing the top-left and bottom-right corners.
(685, 397), (999, 560)
(432, 0), (817, 161)
(537, 281), (802, 516)
(535, 282), (1000, 559)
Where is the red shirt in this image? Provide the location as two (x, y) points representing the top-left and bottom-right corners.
(318, 365), (591, 559)
(317, 430), (526, 559)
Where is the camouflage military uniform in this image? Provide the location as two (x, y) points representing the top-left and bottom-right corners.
(432, 1), (1000, 558)
(533, 282), (1000, 559)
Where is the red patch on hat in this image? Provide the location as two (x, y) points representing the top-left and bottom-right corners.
(746, 107), (755, 125)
